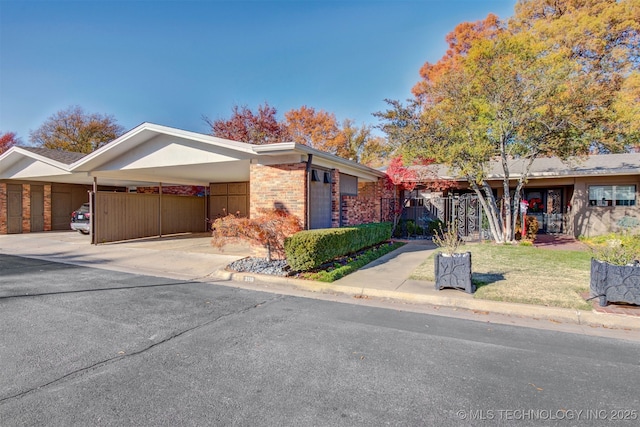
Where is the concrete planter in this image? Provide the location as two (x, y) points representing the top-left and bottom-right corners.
(590, 258), (640, 307)
(435, 252), (475, 294)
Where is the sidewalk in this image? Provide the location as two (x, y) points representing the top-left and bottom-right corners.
(217, 239), (640, 332)
(2, 232), (640, 332)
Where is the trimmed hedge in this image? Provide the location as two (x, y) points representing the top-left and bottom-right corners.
(284, 222), (393, 271)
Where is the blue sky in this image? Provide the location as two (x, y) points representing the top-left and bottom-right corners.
(1, 0), (517, 143)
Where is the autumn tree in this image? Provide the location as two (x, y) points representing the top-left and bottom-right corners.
(383, 156), (457, 234)
(510, 0), (640, 148)
(284, 108), (392, 165)
(377, 0), (640, 243)
(0, 132), (20, 154)
(211, 208), (302, 262)
(204, 103), (290, 144)
(283, 105), (341, 151)
(29, 106), (124, 154)
(331, 119), (392, 167)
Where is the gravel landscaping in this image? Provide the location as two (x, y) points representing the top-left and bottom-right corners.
(227, 257), (291, 276)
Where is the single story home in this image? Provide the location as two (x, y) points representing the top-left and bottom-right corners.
(0, 123), (393, 243)
(407, 154), (640, 238)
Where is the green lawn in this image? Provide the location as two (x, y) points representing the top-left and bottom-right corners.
(410, 242), (593, 310)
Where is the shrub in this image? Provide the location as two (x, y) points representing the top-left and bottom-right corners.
(584, 232), (640, 266)
(515, 215), (539, 241)
(285, 222), (392, 271)
(392, 219), (424, 237)
(211, 208), (302, 261)
(304, 242), (404, 282)
(432, 223), (464, 255)
(426, 219), (445, 235)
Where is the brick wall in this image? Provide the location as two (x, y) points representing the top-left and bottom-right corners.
(331, 170), (340, 227)
(21, 184), (31, 232)
(341, 180), (384, 226)
(250, 162), (307, 227)
(0, 183), (6, 234)
(341, 179), (399, 226)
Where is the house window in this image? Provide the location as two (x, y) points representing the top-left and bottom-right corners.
(588, 185), (636, 206)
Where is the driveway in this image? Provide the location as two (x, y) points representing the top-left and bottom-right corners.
(0, 231), (249, 281)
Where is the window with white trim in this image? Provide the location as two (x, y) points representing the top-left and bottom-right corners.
(588, 185), (636, 206)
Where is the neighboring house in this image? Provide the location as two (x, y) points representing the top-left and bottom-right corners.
(405, 154), (640, 238)
(0, 123), (392, 243)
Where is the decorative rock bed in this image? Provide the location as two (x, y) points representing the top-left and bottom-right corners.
(227, 258), (290, 276)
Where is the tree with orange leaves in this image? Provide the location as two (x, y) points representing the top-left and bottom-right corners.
(284, 105), (341, 151)
(412, 13), (503, 102)
(378, 0), (639, 243)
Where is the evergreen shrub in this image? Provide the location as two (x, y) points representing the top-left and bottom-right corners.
(284, 222), (393, 271)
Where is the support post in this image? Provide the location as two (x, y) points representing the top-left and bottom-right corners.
(159, 182), (163, 238)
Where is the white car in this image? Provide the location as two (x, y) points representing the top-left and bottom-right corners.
(70, 203), (91, 234)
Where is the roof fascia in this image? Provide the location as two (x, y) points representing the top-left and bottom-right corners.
(253, 142), (386, 179)
(70, 122), (258, 171)
(0, 146), (72, 171)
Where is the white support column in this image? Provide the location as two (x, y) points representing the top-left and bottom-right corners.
(159, 182), (163, 238)
(91, 177), (97, 245)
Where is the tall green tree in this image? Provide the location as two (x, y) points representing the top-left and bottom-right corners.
(377, 0), (640, 243)
(29, 106), (124, 154)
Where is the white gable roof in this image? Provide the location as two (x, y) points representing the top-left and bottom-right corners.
(0, 122), (384, 186)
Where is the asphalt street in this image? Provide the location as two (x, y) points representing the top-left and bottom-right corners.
(1, 254), (639, 426)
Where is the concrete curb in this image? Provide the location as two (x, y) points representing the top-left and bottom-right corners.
(217, 269), (640, 332)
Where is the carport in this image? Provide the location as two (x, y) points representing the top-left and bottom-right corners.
(2, 122), (387, 243)
(1, 124), (257, 243)
(69, 123), (258, 244)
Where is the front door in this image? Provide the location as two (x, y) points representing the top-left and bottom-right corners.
(524, 188), (563, 234)
(545, 189), (563, 233)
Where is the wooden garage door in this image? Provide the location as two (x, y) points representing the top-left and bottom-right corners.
(7, 184), (22, 234)
(30, 185), (45, 232)
(209, 182), (249, 220)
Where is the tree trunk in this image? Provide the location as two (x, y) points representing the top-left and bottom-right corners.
(470, 180), (504, 243)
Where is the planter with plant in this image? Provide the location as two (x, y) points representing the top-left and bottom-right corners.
(588, 232), (640, 307)
(433, 223), (475, 294)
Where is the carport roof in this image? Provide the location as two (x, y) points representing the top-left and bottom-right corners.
(0, 122), (384, 187)
(19, 147), (87, 164)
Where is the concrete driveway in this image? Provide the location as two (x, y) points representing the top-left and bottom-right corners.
(0, 231), (250, 281)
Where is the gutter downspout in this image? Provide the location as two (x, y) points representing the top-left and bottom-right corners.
(306, 154), (313, 230)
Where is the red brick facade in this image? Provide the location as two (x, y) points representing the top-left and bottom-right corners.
(331, 170), (341, 227)
(1, 166), (391, 235)
(340, 178), (397, 226)
(21, 184), (31, 232)
(250, 162), (307, 227)
(0, 183), (6, 234)
(341, 181), (381, 226)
